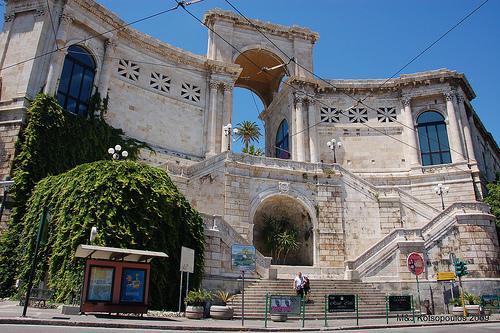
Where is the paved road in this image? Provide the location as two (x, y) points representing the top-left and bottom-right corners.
(1, 322), (499, 333)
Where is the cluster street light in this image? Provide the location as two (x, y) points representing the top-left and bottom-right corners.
(223, 123), (239, 151)
(108, 144), (128, 160)
(327, 138), (342, 163)
(434, 183), (449, 210)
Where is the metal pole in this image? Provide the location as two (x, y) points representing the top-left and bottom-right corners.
(324, 294), (327, 327)
(301, 296), (305, 328)
(459, 276), (467, 317)
(333, 148), (337, 163)
(356, 294), (359, 326)
(440, 192), (445, 210)
(241, 270), (245, 327)
(185, 272), (190, 300)
(415, 274), (421, 313)
(450, 281), (454, 300)
(411, 295), (415, 323)
(178, 271), (184, 315)
(264, 293), (269, 328)
(22, 207), (47, 317)
(0, 187), (8, 222)
(385, 296), (388, 324)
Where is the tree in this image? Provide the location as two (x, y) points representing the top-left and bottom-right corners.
(262, 216), (300, 265)
(242, 145), (264, 156)
(484, 174), (500, 238)
(234, 121), (261, 151)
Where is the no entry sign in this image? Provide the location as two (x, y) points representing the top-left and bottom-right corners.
(407, 252), (424, 276)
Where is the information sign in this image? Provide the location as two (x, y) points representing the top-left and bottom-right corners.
(120, 268), (146, 303)
(269, 295), (301, 314)
(328, 294), (356, 312)
(180, 246), (195, 273)
(231, 244), (256, 272)
(388, 295), (412, 312)
(87, 266), (114, 302)
(436, 271), (456, 281)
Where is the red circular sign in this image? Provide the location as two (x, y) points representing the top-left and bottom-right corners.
(407, 252), (424, 276)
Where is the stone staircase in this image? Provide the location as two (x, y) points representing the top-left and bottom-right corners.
(231, 279), (393, 319)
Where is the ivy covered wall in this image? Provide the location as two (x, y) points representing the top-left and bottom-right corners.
(0, 94), (204, 309)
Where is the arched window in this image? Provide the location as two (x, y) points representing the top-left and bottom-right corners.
(57, 45), (96, 116)
(417, 111), (452, 166)
(275, 119), (290, 159)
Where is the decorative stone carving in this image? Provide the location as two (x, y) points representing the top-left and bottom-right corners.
(278, 181), (290, 193)
(59, 13), (75, 25)
(293, 93), (305, 105)
(444, 91), (455, 102)
(34, 9), (46, 17)
(222, 82), (234, 92)
(4, 13), (16, 22)
(401, 97), (411, 107)
(456, 94), (465, 104)
(209, 80), (221, 90)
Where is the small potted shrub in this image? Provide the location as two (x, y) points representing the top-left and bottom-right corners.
(184, 289), (212, 319)
(210, 290), (235, 320)
(452, 292), (481, 316)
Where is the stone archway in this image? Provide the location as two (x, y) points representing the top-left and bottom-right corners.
(252, 195), (314, 266)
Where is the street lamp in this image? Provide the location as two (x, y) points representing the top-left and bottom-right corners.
(223, 123), (239, 151)
(326, 138), (342, 163)
(434, 183), (449, 210)
(108, 144), (128, 160)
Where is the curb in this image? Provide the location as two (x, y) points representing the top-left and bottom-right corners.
(0, 317), (498, 331)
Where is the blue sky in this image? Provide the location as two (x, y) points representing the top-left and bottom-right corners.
(4, 0), (499, 152)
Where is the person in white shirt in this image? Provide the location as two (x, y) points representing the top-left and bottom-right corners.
(292, 272), (304, 298)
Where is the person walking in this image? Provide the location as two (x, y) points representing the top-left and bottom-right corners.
(293, 272), (304, 298)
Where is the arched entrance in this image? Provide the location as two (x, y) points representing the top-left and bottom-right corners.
(252, 195), (314, 266)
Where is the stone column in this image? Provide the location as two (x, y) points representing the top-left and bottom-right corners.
(220, 82), (233, 151)
(206, 80), (220, 156)
(444, 91), (466, 163)
(97, 38), (117, 97)
(308, 98), (319, 162)
(44, 14), (73, 95)
(456, 94), (476, 163)
(294, 93), (306, 162)
(401, 97), (419, 167)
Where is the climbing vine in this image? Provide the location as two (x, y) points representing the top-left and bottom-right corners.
(0, 93), (147, 298)
(17, 160), (204, 309)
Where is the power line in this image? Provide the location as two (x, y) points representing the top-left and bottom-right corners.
(0, 1), (202, 73)
(223, 0), (486, 163)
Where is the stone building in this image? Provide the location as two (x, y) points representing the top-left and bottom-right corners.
(0, 0), (499, 298)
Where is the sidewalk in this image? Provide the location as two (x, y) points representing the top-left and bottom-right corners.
(0, 301), (498, 331)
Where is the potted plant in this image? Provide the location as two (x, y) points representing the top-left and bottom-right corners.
(451, 292), (481, 315)
(184, 289), (212, 319)
(210, 290), (235, 320)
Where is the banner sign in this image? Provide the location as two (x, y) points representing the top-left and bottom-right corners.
(120, 268), (146, 303)
(328, 294), (356, 312)
(270, 295), (301, 314)
(87, 266), (114, 302)
(180, 246), (195, 273)
(231, 244), (256, 272)
(389, 295), (412, 312)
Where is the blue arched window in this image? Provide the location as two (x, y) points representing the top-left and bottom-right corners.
(417, 111), (452, 166)
(275, 119), (290, 159)
(57, 45), (96, 116)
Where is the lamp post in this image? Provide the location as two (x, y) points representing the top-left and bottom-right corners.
(108, 144), (128, 160)
(326, 138), (342, 163)
(223, 123), (238, 151)
(434, 183), (449, 210)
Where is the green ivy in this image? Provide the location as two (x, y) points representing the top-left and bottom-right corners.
(0, 93), (147, 299)
(16, 160), (204, 309)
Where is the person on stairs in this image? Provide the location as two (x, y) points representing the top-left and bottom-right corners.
(293, 272), (304, 298)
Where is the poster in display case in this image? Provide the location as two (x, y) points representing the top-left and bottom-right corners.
(87, 266), (115, 302)
(120, 268), (146, 303)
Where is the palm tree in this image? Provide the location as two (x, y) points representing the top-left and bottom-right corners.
(235, 121), (261, 151)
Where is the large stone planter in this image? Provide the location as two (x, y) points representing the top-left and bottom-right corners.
(210, 305), (234, 319)
(452, 305), (481, 316)
(185, 305), (204, 319)
(271, 313), (288, 322)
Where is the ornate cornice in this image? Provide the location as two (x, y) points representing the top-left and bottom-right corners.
(401, 97), (411, 107)
(444, 91), (455, 102)
(203, 9), (319, 43)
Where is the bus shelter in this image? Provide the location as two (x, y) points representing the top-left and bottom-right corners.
(75, 244), (168, 314)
